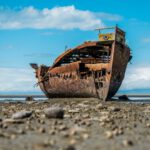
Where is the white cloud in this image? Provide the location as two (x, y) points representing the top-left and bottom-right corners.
(96, 12), (122, 21)
(120, 65), (150, 90)
(0, 65), (150, 93)
(142, 38), (150, 43)
(0, 6), (122, 30)
(0, 68), (40, 92)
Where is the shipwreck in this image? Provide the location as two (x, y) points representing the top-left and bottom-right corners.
(31, 27), (132, 100)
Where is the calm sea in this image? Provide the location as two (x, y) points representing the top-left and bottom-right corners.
(0, 90), (150, 103)
(0, 96), (150, 103)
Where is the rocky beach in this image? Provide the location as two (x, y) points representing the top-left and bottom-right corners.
(0, 98), (150, 150)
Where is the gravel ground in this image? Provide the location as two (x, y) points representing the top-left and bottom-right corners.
(0, 98), (150, 150)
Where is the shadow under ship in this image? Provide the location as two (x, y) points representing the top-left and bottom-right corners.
(31, 27), (132, 101)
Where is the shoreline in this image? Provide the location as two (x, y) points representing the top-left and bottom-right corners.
(1, 95), (150, 104)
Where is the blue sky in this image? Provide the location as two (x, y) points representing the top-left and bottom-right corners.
(0, 0), (150, 94)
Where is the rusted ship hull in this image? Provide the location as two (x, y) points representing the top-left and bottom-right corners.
(31, 27), (131, 100)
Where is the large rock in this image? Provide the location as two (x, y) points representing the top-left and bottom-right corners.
(12, 111), (32, 119)
(44, 107), (64, 119)
(118, 95), (129, 100)
(25, 96), (35, 101)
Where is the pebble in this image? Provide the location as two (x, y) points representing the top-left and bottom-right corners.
(96, 103), (103, 109)
(146, 123), (150, 128)
(2, 124), (8, 129)
(68, 109), (80, 113)
(10, 134), (17, 140)
(69, 139), (77, 145)
(38, 127), (45, 133)
(64, 114), (71, 118)
(144, 106), (150, 113)
(82, 133), (89, 140)
(58, 125), (68, 131)
(109, 106), (121, 112)
(122, 140), (133, 146)
(33, 143), (49, 149)
(90, 117), (100, 121)
(99, 122), (105, 127)
(82, 114), (90, 118)
(69, 126), (87, 135)
(62, 132), (70, 138)
(40, 114), (46, 119)
(49, 139), (56, 145)
(1, 132), (17, 139)
(48, 129), (56, 135)
(12, 111), (32, 119)
(44, 107), (64, 119)
(99, 115), (110, 122)
(17, 129), (25, 134)
(77, 103), (89, 108)
(64, 145), (76, 150)
(3, 118), (24, 124)
(43, 139), (55, 146)
(35, 109), (42, 113)
(105, 131), (113, 139)
(113, 129), (123, 136)
(39, 120), (45, 124)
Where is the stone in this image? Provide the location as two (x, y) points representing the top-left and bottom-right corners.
(69, 126), (87, 135)
(33, 143), (49, 149)
(10, 134), (17, 140)
(82, 114), (90, 119)
(90, 117), (100, 121)
(85, 121), (92, 127)
(12, 111), (32, 119)
(118, 95), (129, 100)
(68, 109), (80, 113)
(144, 106), (150, 113)
(122, 140), (133, 146)
(105, 131), (113, 139)
(99, 122), (105, 127)
(39, 120), (45, 124)
(3, 118), (24, 124)
(96, 103), (103, 109)
(25, 96), (34, 101)
(146, 123), (150, 128)
(44, 107), (64, 119)
(35, 109), (42, 113)
(48, 129), (56, 135)
(38, 127), (46, 133)
(62, 131), (70, 138)
(64, 114), (71, 118)
(77, 103), (89, 108)
(58, 125), (68, 131)
(69, 139), (77, 145)
(18, 129), (25, 134)
(49, 139), (56, 145)
(65, 145), (76, 150)
(99, 115), (110, 122)
(113, 129), (123, 136)
(109, 106), (121, 112)
(43, 139), (55, 146)
(82, 133), (89, 140)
